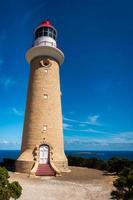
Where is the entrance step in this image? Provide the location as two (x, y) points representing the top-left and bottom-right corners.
(35, 164), (55, 176)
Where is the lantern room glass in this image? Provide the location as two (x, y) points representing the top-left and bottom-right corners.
(35, 27), (56, 40)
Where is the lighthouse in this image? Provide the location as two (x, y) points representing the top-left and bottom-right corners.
(16, 20), (69, 176)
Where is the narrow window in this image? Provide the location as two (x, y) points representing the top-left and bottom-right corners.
(43, 125), (47, 131)
(44, 69), (48, 73)
(44, 94), (48, 99)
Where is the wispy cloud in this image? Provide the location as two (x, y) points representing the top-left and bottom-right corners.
(0, 140), (19, 145)
(63, 123), (72, 130)
(63, 114), (102, 127)
(11, 108), (23, 116)
(65, 136), (109, 147)
(0, 140), (20, 150)
(64, 126), (110, 134)
(63, 115), (106, 133)
(65, 141), (133, 150)
(112, 131), (133, 143)
(79, 128), (109, 134)
(63, 117), (78, 123)
(0, 77), (15, 89)
(88, 115), (101, 125)
(65, 131), (133, 146)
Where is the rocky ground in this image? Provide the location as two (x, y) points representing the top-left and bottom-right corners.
(9, 167), (115, 200)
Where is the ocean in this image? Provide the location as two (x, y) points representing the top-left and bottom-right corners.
(0, 150), (133, 162)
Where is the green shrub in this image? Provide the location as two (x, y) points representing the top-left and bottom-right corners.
(68, 155), (133, 173)
(8, 181), (22, 200)
(0, 167), (22, 200)
(111, 167), (133, 200)
(67, 156), (107, 170)
(107, 157), (132, 175)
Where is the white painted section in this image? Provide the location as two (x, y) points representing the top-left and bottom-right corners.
(43, 125), (47, 131)
(26, 46), (64, 65)
(39, 145), (49, 164)
(34, 36), (56, 48)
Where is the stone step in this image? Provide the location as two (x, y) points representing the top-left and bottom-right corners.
(36, 164), (55, 176)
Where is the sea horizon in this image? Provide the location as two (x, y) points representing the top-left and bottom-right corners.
(0, 149), (133, 162)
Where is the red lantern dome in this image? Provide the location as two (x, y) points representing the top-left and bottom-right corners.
(34, 20), (57, 41)
(38, 20), (54, 29)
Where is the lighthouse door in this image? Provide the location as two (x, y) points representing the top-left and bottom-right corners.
(39, 145), (49, 164)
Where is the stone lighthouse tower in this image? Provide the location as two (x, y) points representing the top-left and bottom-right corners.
(16, 20), (68, 176)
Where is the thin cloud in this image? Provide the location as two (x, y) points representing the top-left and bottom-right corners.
(112, 131), (133, 143)
(65, 131), (133, 147)
(63, 117), (78, 123)
(0, 77), (15, 89)
(63, 115), (102, 126)
(64, 126), (110, 134)
(80, 128), (110, 134)
(63, 123), (73, 130)
(0, 140), (20, 145)
(65, 136), (133, 150)
(88, 115), (101, 125)
(12, 108), (23, 116)
(0, 140), (20, 149)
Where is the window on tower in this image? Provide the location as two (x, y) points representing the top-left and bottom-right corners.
(43, 125), (47, 131)
(44, 94), (48, 99)
(35, 27), (56, 40)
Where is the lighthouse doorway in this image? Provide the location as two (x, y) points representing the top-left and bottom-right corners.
(36, 144), (55, 176)
(39, 145), (49, 164)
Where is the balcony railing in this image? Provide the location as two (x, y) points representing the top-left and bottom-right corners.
(33, 40), (56, 48)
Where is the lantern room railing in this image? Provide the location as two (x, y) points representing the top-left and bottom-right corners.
(33, 40), (56, 48)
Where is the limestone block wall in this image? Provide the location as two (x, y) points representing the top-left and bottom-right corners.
(16, 56), (68, 173)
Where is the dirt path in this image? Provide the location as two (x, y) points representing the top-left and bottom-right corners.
(10, 167), (115, 200)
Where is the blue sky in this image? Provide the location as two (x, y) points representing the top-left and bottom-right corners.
(0, 0), (133, 150)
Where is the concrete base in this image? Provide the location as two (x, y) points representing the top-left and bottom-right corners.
(15, 149), (34, 173)
(16, 160), (34, 174)
(16, 159), (70, 174)
(16, 149), (70, 174)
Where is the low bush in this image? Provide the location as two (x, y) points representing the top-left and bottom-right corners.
(111, 167), (133, 199)
(107, 157), (133, 175)
(0, 167), (22, 200)
(67, 156), (108, 170)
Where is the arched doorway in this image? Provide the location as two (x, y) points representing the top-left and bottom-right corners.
(36, 144), (55, 176)
(39, 144), (49, 164)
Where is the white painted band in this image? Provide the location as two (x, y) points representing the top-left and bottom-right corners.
(26, 46), (64, 65)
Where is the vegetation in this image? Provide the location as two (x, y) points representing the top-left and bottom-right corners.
(0, 156), (132, 199)
(68, 156), (108, 170)
(107, 157), (133, 175)
(0, 167), (22, 200)
(68, 155), (133, 172)
(111, 167), (133, 200)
